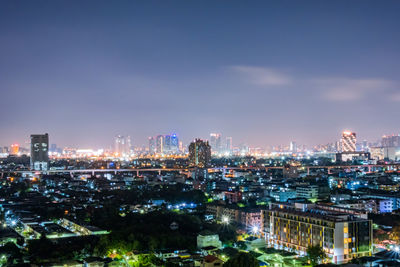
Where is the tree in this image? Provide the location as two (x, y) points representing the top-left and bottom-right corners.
(389, 225), (400, 242)
(306, 245), (326, 266)
(224, 252), (259, 267)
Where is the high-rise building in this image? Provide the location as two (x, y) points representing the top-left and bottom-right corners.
(163, 134), (179, 154)
(289, 141), (297, 153)
(170, 134), (179, 153)
(10, 144), (20, 155)
(156, 135), (164, 154)
(341, 131), (356, 152)
(225, 137), (233, 154)
(210, 133), (222, 154)
(126, 136), (132, 154)
(179, 141), (184, 153)
(382, 134), (400, 147)
(114, 135), (131, 156)
(148, 137), (156, 154)
(189, 139), (211, 168)
(114, 135), (125, 156)
(30, 133), (49, 171)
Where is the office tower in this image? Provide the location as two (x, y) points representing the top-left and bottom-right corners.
(382, 134), (400, 147)
(148, 137), (156, 154)
(126, 136), (132, 154)
(341, 131), (356, 152)
(30, 133), (49, 171)
(163, 134), (175, 154)
(261, 203), (372, 264)
(225, 137), (233, 153)
(170, 134), (179, 153)
(156, 135), (164, 154)
(114, 135), (131, 156)
(289, 141), (297, 153)
(189, 139), (211, 168)
(210, 133), (221, 154)
(114, 135), (125, 156)
(179, 141), (183, 153)
(10, 144), (20, 155)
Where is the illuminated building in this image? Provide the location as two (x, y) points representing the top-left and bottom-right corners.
(10, 144), (20, 155)
(189, 139), (211, 168)
(164, 134), (179, 154)
(156, 135), (164, 154)
(382, 134), (400, 147)
(296, 185), (319, 199)
(148, 137), (156, 154)
(179, 141), (184, 153)
(336, 152), (370, 162)
(210, 133), (221, 155)
(261, 203), (372, 264)
(114, 135), (131, 156)
(30, 133), (49, 171)
(290, 141), (297, 153)
(341, 131), (356, 152)
(225, 137), (233, 154)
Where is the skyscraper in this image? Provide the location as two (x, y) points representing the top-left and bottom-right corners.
(114, 135), (131, 156)
(30, 133), (49, 171)
(164, 134), (177, 154)
(225, 137), (233, 154)
(341, 131), (357, 152)
(289, 141), (297, 153)
(156, 135), (164, 154)
(382, 134), (400, 147)
(189, 139), (211, 168)
(148, 136), (156, 154)
(210, 133), (221, 155)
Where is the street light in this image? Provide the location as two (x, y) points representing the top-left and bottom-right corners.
(252, 225), (259, 234)
(222, 216), (229, 224)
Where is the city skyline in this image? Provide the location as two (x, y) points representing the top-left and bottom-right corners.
(1, 130), (399, 150)
(1, 1), (400, 148)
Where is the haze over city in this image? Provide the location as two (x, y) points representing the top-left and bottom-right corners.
(1, 1), (400, 148)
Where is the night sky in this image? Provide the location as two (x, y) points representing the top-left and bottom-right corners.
(1, 1), (399, 148)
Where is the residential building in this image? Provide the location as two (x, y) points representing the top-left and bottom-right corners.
(261, 203), (372, 264)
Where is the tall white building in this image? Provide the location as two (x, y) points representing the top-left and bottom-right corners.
(290, 141), (297, 153)
(114, 135), (131, 156)
(225, 137), (233, 154)
(210, 133), (222, 154)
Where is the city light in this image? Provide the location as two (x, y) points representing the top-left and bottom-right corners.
(222, 216), (229, 224)
(252, 225), (259, 234)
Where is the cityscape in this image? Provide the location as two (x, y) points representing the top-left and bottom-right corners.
(1, 1), (400, 267)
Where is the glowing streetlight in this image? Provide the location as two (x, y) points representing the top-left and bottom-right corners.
(252, 225), (259, 234)
(222, 216), (229, 224)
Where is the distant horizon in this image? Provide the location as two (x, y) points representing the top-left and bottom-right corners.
(1, 129), (397, 150)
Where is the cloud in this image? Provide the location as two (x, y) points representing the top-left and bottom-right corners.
(391, 92), (400, 102)
(229, 64), (398, 102)
(230, 65), (292, 86)
(312, 78), (394, 102)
